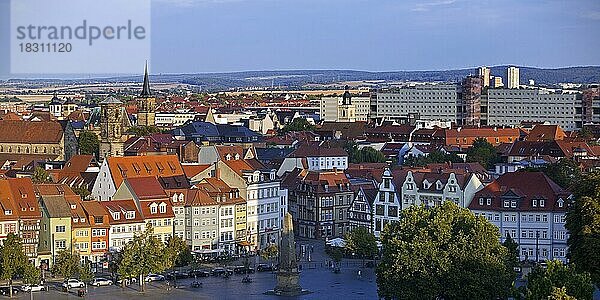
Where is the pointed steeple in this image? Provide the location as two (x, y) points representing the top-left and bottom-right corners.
(140, 61), (152, 97)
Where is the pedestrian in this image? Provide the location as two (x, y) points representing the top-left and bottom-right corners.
(357, 270), (362, 278)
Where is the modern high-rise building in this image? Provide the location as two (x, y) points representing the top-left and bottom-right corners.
(370, 84), (458, 123)
(461, 76), (482, 126)
(492, 76), (504, 88)
(478, 66), (491, 88)
(507, 66), (520, 89)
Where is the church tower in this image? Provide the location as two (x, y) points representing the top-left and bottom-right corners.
(136, 63), (156, 126)
(99, 96), (126, 159)
(338, 85), (356, 122)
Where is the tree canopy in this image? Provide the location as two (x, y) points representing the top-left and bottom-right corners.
(31, 166), (52, 184)
(344, 227), (378, 260)
(565, 171), (600, 286)
(280, 118), (315, 133)
(522, 158), (581, 189)
(118, 224), (169, 291)
(525, 260), (594, 300)
(0, 234), (37, 297)
(466, 138), (500, 169)
(376, 202), (515, 300)
(126, 125), (162, 137)
(77, 130), (99, 158)
(53, 249), (81, 280)
(345, 142), (387, 164)
(403, 150), (463, 167)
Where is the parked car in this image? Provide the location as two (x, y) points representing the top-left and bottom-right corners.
(116, 277), (137, 285)
(233, 266), (255, 274)
(90, 278), (113, 286)
(188, 270), (210, 278)
(145, 274), (165, 282)
(62, 279), (85, 289)
(256, 264), (275, 272)
(211, 267), (233, 277)
(0, 286), (19, 296)
(20, 284), (45, 292)
(164, 271), (188, 280)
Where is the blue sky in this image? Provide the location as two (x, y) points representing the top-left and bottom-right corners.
(149, 0), (600, 73)
(1, 0), (599, 77)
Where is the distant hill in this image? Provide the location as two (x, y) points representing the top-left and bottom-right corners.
(6, 66), (600, 92)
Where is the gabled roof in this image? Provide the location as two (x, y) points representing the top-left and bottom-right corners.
(0, 180), (19, 221)
(0, 177), (41, 220)
(0, 120), (64, 143)
(106, 155), (185, 187)
(182, 164), (212, 178)
(99, 199), (144, 225)
(525, 125), (566, 141)
(40, 195), (72, 218)
(469, 172), (571, 212)
(124, 176), (167, 200)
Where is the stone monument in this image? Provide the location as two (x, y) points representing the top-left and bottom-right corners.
(265, 212), (310, 296)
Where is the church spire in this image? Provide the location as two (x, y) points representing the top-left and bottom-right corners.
(140, 61), (151, 97)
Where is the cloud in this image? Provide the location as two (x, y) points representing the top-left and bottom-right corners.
(411, 0), (457, 12)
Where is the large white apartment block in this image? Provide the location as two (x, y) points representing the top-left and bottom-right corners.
(371, 84), (458, 122)
(319, 96), (370, 122)
(483, 89), (578, 130)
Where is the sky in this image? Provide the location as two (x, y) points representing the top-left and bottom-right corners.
(147, 0), (600, 73)
(1, 0), (599, 77)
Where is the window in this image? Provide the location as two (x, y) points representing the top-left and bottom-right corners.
(479, 198), (484, 205)
(56, 240), (66, 249)
(540, 199), (545, 207)
(159, 203), (166, 214)
(150, 205), (157, 214)
(503, 200), (509, 208)
(511, 201), (516, 208)
(55, 225), (66, 233)
(486, 198), (492, 206)
(532, 199), (537, 207)
(126, 211), (135, 219)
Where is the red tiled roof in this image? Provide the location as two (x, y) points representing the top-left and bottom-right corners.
(182, 164), (211, 178)
(124, 176), (167, 200)
(525, 125), (566, 141)
(445, 127), (520, 138)
(469, 172), (571, 212)
(99, 200), (144, 225)
(0, 120), (64, 143)
(289, 143), (348, 158)
(1, 177), (41, 220)
(107, 155), (185, 188)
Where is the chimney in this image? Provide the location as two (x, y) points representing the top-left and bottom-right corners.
(333, 167), (338, 174)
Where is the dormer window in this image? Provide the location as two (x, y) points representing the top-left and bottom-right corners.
(74, 218), (78, 223)
(436, 182), (443, 190)
(178, 194), (184, 202)
(503, 200), (509, 208)
(80, 218), (85, 222)
(112, 212), (121, 220)
(540, 199), (545, 207)
(159, 203), (166, 213)
(71, 204), (76, 209)
(479, 198), (484, 205)
(225, 154), (231, 160)
(511, 201), (517, 208)
(486, 198), (491, 206)
(234, 153), (240, 160)
(532, 199), (537, 207)
(126, 211), (135, 219)
(150, 203), (158, 214)
(172, 194), (177, 203)
(558, 199), (564, 208)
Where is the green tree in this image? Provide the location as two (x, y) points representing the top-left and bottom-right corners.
(523, 158), (581, 189)
(403, 150), (463, 167)
(118, 224), (167, 292)
(503, 233), (520, 269)
(565, 171), (600, 286)
(31, 166), (52, 184)
(344, 142), (387, 163)
(0, 234), (32, 298)
(78, 130), (99, 158)
(466, 138), (500, 169)
(344, 227), (378, 266)
(280, 118), (315, 133)
(526, 260), (594, 300)
(326, 246), (344, 270)
(71, 186), (91, 200)
(22, 263), (41, 285)
(260, 244), (278, 268)
(376, 202), (515, 300)
(548, 286), (576, 300)
(78, 261), (94, 284)
(53, 249), (80, 281)
(126, 125), (162, 137)
(165, 236), (191, 268)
